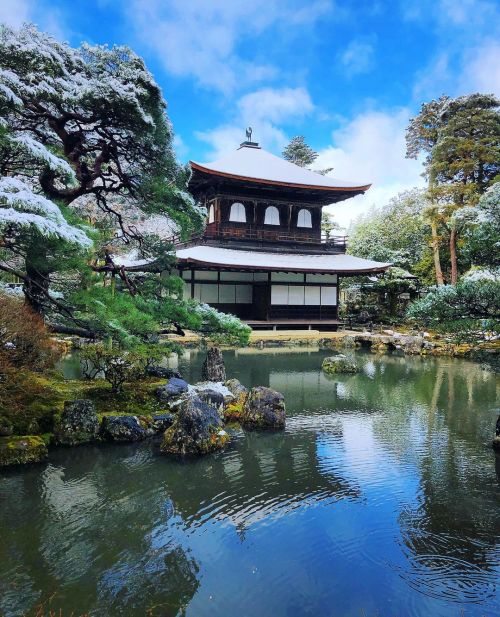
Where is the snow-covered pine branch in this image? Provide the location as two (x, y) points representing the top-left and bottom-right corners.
(0, 177), (91, 246)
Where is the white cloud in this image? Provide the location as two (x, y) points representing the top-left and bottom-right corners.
(0, 0), (32, 28)
(0, 0), (66, 40)
(315, 109), (425, 228)
(195, 86), (315, 160)
(460, 40), (500, 96)
(237, 87), (314, 124)
(128, 0), (333, 93)
(340, 38), (376, 75)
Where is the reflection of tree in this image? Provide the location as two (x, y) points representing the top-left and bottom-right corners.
(394, 361), (500, 590)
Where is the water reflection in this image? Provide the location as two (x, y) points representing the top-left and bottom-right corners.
(1, 350), (499, 616)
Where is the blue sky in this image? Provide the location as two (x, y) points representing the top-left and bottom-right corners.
(1, 0), (499, 226)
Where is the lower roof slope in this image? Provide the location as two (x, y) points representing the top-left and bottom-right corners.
(176, 245), (390, 274)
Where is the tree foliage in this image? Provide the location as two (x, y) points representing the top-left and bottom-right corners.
(0, 24), (249, 350)
(348, 189), (433, 279)
(407, 271), (500, 341)
(406, 93), (500, 284)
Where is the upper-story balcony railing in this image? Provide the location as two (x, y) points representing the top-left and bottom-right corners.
(200, 222), (347, 251)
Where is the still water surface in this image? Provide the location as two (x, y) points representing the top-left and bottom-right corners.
(1, 349), (499, 616)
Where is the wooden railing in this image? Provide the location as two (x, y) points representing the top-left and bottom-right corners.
(202, 223), (347, 249)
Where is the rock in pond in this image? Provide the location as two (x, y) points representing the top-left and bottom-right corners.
(241, 386), (285, 429)
(192, 381), (235, 413)
(0, 435), (48, 467)
(322, 355), (358, 374)
(201, 347), (226, 382)
(54, 399), (100, 446)
(493, 415), (500, 450)
(224, 379), (249, 422)
(151, 414), (175, 433)
(100, 415), (148, 442)
(161, 395), (229, 455)
(156, 377), (189, 404)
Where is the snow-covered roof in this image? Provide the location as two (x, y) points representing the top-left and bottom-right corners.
(190, 143), (370, 192)
(176, 245), (390, 274)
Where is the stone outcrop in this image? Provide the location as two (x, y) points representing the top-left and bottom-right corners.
(100, 415), (148, 442)
(201, 347), (226, 382)
(151, 414), (175, 433)
(161, 395), (229, 455)
(0, 435), (48, 467)
(241, 386), (285, 429)
(223, 379), (249, 422)
(322, 355), (358, 374)
(156, 377), (189, 404)
(54, 399), (100, 446)
(146, 365), (183, 379)
(493, 415), (500, 450)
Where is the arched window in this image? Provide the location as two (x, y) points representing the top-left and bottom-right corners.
(208, 204), (215, 223)
(229, 202), (246, 222)
(297, 208), (312, 228)
(264, 205), (280, 225)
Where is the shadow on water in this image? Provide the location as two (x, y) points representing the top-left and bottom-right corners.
(1, 349), (499, 616)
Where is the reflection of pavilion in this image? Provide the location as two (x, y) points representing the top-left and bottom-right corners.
(161, 427), (360, 536)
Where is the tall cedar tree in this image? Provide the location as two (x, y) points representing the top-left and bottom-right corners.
(406, 94), (500, 284)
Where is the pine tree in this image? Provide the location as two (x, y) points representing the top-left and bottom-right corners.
(282, 136), (318, 167)
(0, 24), (250, 346)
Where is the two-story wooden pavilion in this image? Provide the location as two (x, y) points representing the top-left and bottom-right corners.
(176, 139), (390, 329)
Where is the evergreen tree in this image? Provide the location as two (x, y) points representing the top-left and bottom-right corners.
(282, 136), (318, 167)
(406, 93), (500, 284)
(0, 24), (250, 346)
(282, 135), (333, 175)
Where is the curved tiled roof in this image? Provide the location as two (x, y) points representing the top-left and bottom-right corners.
(176, 245), (390, 274)
(190, 144), (370, 192)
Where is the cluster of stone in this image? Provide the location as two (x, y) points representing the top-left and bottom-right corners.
(322, 354), (358, 374)
(0, 347), (286, 467)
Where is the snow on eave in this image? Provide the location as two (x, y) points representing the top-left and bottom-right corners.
(190, 144), (371, 192)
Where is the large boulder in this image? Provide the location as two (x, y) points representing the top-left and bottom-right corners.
(322, 355), (358, 374)
(201, 347), (226, 382)
(0, 415), (13, 437)
(493, 415), (500, 450)
(151, 413), (175, 433)
(192, 381), (235, 416)
(224, 379), (249, 422)
(146, 365), (182, 379)
(161, 395), (229, 455)
(398, 335), (424, 355)
(54, 399), (99, 446)
(156, 377), (190, 404)
(0, 435), (48, 467)
(241, 386), (285, 429)
(100, 415), (148, 442)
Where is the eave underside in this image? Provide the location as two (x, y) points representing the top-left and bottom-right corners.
(189, 168), (368, 206)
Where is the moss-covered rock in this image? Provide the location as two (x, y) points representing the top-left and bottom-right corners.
(223, 379), (248, 422)
(241, 386), (285, 429)
(161, 395), (229, 455)
(322, 355), (358, 374)
(53, 399), (99, 446)
(0, 435), (48, 467)
(0, 415), (13, 437)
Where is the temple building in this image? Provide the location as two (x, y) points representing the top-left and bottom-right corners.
(176, 138), (390, 329)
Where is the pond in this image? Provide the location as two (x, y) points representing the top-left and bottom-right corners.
(1, 349), (499, 616)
